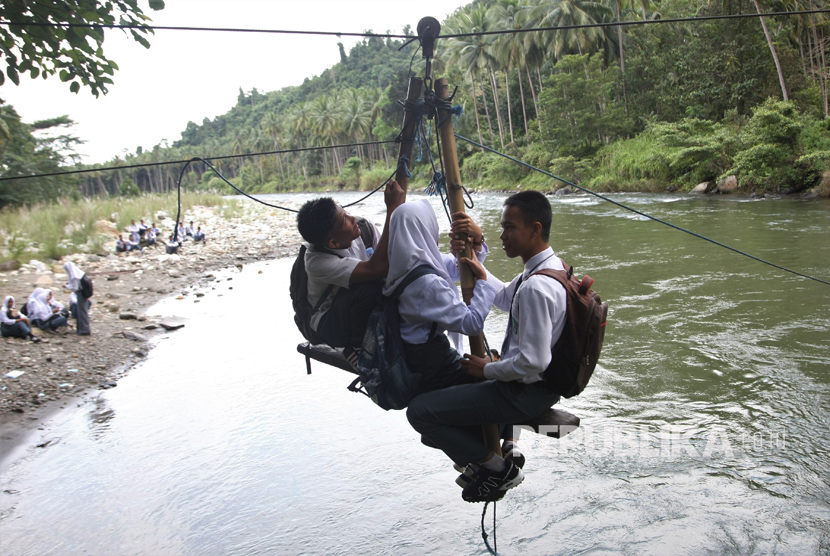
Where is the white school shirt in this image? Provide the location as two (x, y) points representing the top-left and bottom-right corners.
(304, 223), (380, 331)
(397, 247), (495, 344)
(483, 247), (567, 384)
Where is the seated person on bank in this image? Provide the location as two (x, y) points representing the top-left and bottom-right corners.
(186, 221), (196, 238)
(193, 226), (205, 242)
(166, 234), (181, 254)
(407, 191), (568, 504)
(383, 200), (495, 401)
(127, 220), (141, 244)
(27, 288), (69, 333)
(144, 226), (157, 247)
(1, 296), (40, 342)
(296, 180), (405, 368)
(116, 234), (141, 253)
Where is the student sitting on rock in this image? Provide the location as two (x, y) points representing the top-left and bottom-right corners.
(127, 220), (141, 244)
(116, 234), (141, 253)
(166, 234), (181, 255)
(193, 226), (205, 242)
(1, 296), (40, 342)
(144, 226), (157, 247)
(186, 221), (196, 238)
(27, 288), (69, 333)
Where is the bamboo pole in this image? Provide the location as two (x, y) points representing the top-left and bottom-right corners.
(395, 77), (423, 187)
(435, 77), (502, 458)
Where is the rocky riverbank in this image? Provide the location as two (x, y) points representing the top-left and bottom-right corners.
(0, 200), (303, 456)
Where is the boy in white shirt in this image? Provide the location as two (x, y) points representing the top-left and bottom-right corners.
(407, 191), (567, 503)
(297, 180), (405, 367)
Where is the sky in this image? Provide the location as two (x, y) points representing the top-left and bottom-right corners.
(1, 0), (471, 164)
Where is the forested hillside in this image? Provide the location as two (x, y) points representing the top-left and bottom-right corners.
(2, 0), (829, 205)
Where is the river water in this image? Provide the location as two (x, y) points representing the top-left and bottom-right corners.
(1, 192), (828, 555)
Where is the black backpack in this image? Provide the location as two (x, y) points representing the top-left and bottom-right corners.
(532, 263), (608, 398)
(80, 275), (94, 298)
(350, 264), (438, 410)
(290, 217), (376, 345)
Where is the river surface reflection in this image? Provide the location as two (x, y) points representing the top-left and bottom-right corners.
(1, 192), (828, 555)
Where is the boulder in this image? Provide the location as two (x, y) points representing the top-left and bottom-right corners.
(691, 182), (711, 194)
(95, 220), (120, 237)
(34, 275), (54, 286)
(716, 175), (738, 193)
(0, 260), (21, 271)
(123, 331), (149, 342)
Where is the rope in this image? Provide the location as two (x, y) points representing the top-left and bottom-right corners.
(3, 9), (827, 39)
(454, 134), (830, 287)
(481, 502), (500, 556)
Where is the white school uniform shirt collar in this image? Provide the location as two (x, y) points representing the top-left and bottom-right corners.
(384, 200), (454, 297)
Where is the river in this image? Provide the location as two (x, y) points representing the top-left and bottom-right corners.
(1, 191), (828, 555)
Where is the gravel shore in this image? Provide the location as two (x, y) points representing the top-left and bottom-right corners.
(0, 200), (302, 461)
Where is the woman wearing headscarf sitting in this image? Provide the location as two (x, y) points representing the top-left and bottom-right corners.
(1, 296), (40, 342)
(27, 288), (69, 333)
(383, 200), (496, 401)
(64, 261), (91, 335)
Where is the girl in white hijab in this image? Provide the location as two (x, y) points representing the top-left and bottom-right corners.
(28, 288), (68, 332)
(64, 261), (91, 335)
(1, 295), (39, 341)
(384, 199), (497, 397)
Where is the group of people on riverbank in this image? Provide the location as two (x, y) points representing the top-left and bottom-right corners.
(296, 184), (566, 503)
(1, 262), (91, 341)
(116, 219), (207, 255)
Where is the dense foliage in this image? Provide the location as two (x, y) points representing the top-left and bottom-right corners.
(2, 0), (829, 204)
(0, 0), (164, 97)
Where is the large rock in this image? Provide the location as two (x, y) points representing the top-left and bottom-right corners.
(691, 182), (711, 194)
(717, 175), (738, 193)
(95, 220), (120, 237)
(0, 260), (21, 271)
(34, 274), (54, 286)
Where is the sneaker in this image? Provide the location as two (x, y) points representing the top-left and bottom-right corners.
(502, 441), (526, 469)
(461, 461), (524, 503)
(455, 463), (478, 488)
(30, 336), (41, 343)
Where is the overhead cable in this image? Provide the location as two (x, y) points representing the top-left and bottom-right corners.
(1, 9), (827, 40)
(454, 133), (830, 288)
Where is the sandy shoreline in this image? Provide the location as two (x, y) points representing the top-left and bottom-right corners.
(0, 199), (303, 469)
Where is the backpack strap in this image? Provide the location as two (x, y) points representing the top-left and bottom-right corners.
(389, 264), (439, 300)
(390, 264), (440, 340)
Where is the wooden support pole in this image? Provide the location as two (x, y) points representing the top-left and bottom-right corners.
(395, 77), (423, 187)
(435, 78), (502, 457)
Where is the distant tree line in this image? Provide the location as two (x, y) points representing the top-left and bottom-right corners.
(2, 0), (829, 205)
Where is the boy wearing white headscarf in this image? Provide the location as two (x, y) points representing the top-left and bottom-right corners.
(64, 261), (91, 335)
(407, 191), (567, 504)
(384, 200), (495, 397)
(1, 296), (40, 341)
(297, 180), (405, 368)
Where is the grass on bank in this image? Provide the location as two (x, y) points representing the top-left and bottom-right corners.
(0, 193), (240, 263)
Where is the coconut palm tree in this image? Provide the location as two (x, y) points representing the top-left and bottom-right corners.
(261, 111), (286, 181)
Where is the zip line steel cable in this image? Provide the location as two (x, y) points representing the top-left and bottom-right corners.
(0, 139), (397, 182)
(454, 133), (830, 287)
(2, 9), (828, 39)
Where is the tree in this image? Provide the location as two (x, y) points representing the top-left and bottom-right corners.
(0, 103), (81, 207)
(0, 0), (165, 97)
